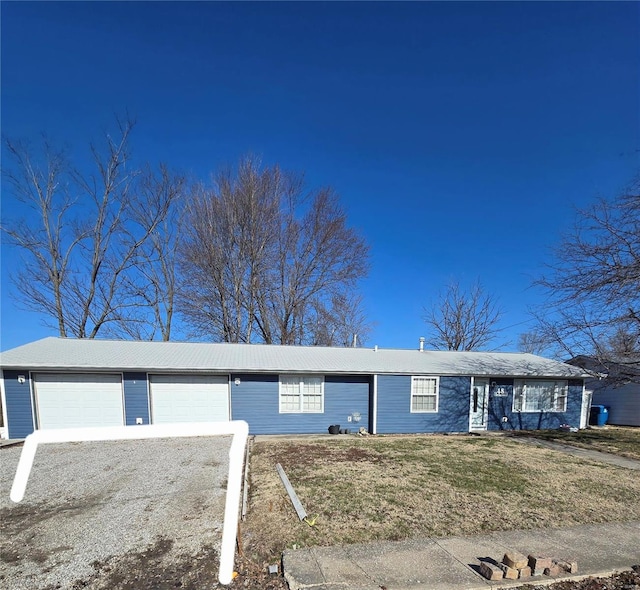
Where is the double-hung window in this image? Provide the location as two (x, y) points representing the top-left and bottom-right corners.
(279, 375), (324, 413)
(513, 379), (568, 412)
(411, 376), (439, 412)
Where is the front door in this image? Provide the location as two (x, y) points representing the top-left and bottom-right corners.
(470, 378), (489, 430)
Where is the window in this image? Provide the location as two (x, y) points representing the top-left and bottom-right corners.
(411, 376), (439, 412)
(513, 380), (568, 413)
(279, 375), (324, 413)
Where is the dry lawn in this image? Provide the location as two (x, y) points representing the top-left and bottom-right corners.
(508, 426), (640, 461)
(244, 434), (640, 560)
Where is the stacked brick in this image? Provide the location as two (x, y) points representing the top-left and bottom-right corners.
(479, 550), (578, 581)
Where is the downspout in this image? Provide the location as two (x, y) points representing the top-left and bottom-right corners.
(372, 374), (378, 435)
(468, 376), (474, 433)
(581, 380), (592, 430)
(28, 371), (37, 434)
(0, 370), (8, 439)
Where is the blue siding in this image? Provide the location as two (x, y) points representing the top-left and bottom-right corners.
(230, 373), (370, 434)
(123, 372), (150, 425)
(377, 375), (470, 434)
(3, 370), (35, 438)
(3, 365), (584, 437)
(325, 375), (370, 433)
(487, 378), (584, 431)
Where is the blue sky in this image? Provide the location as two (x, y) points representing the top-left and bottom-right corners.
(1, 1), (638, 352)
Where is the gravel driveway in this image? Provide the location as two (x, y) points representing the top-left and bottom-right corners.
(0, 436), (232, 590)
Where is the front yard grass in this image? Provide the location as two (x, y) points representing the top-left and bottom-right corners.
(508, 426), (640, 461)
(244, 434), (640, 560)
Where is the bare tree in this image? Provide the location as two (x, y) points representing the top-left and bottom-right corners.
(179, 157), (371, 345)
(606, 327), (640, 355)
(178, 160), (282, 343)
(2, 119), (181, 339)
(2, 137), (75, 336)
(533, 175), (640, 382)
(424, 280), (504, 351)
(305, 294), (372, 347)
(119, 165), (186, 340)
(517, 330), (553, 355)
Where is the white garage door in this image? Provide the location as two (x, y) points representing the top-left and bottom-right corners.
(34, 373), (124, 429)
(149, 375), (230, 424)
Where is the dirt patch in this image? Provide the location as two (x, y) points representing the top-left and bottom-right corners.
(0, 495), (110, 570)
(233, 555), (289, 590)
(0, 494), (108, 538)
(516, 565), (640, 590)
(268, 441), (385, 471)
(58, 536), (216, 590)
(1, 546), (54, 566)
(36, 537), (288, 590)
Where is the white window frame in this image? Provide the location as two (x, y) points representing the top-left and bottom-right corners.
(513, 379), (568, 413)
(410, 376), (439, 413)
(279, 375), (324, 414)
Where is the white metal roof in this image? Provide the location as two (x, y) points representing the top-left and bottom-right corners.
(0, 337), (587, 378)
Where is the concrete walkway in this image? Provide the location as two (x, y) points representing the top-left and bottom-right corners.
(507, 436), (640, 470)
(283, 521), (640, 590)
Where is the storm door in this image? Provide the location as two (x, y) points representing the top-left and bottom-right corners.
(470, 378), (489, 430)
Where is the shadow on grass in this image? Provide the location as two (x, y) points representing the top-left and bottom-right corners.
(504, 426), (640, 462)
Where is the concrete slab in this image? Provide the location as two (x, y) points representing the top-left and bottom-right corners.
(435, 535), (511, 581)
(342, 537), (483, 590)
(314, 545), (373, 586)
(283, 548), (327, 587)
(539, 522), (640, 573)
(283, 521), (640, 590)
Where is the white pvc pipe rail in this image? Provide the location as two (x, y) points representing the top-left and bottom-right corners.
(10, 421), (249, 586)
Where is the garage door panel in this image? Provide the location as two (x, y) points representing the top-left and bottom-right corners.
(34, 373), (124, 429)
(149, 375), (229, 424)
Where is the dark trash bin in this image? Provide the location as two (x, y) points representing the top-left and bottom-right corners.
(589, 405), (609, 427)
